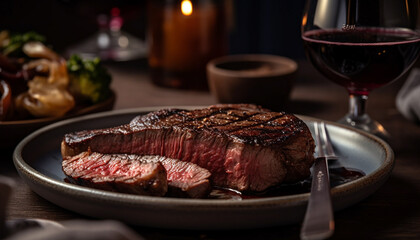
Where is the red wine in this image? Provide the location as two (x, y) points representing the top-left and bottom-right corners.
(303, 28), (420, 95)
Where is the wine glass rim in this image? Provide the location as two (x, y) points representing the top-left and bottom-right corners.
(302, 27), (420, 45)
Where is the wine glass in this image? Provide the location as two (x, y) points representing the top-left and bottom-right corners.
(64, 1), (148, 61)
(301, 0), (420, 139)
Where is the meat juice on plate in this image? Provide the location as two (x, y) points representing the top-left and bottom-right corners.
(210, 167), (365, 200)
(302, 28), (420, 95)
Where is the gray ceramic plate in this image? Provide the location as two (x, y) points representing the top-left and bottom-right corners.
(13, 107), (394, 230)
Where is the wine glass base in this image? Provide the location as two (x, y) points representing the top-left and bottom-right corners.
(65, 30), (148, 61)
(338, 115), (390, 141)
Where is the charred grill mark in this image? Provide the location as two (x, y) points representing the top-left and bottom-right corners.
(190, 107), (258, 122)
(183, 108), (301, 145)
(161, 107), (259, 128)
(141, 106), (304, 146)
(193, 108), (260, 125)
(223, 113), (287, 132)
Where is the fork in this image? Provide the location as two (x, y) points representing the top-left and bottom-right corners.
(300, 122), (336, 240)
(319, 122), (339, 161)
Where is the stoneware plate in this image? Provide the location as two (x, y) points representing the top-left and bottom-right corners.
(1, 90), (115, 149)
(13, 107), (394, 230)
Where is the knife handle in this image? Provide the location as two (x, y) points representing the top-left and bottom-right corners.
(300, 157), (334, 240)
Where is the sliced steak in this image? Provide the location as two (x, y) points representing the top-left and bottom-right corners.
(62, 104), (315, 192)
(62, 151), (168, 196)
(140, 155), (211, 198)
(63, 152), (212, 198)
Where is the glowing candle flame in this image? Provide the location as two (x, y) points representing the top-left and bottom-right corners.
(302, 13), (307, 27)
(181, 0), (193, 16)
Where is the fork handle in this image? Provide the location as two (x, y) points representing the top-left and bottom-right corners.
(300, 157), (334, 240)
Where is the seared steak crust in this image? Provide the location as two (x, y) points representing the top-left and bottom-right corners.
(62, 104), (315, 192)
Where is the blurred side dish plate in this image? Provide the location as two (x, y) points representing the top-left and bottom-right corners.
(0, 30), (115, 148)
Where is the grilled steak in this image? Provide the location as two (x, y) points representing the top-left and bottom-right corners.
(62, 104), (315, 192)
(63, 151), (168, 196)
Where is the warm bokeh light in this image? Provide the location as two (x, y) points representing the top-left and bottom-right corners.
(405, 0), (410, 18)
(181, 0), (193, 16)
(302, 13), (307, 27)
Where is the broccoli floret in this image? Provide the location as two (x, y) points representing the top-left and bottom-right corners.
(67, 55), (112, 104)
(2, 31), (46, 58)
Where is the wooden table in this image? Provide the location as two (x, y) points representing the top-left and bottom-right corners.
(2, 59), (420, 240)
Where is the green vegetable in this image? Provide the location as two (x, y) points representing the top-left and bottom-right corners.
(67, 55), (112, 104)
(2, 31), (46, 57)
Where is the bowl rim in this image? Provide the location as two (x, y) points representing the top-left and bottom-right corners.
(207, 54), (298, 78)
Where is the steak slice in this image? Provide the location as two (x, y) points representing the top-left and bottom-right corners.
(63, 151), (168, 196)
(139, 155), (211, 198)
(62, 104), (315, 192)
(63, 152), (212, 198)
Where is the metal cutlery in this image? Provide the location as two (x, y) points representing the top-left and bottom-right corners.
(300, 122), (336, 240)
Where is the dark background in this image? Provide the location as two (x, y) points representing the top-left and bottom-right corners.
(0, 0), (307, 60)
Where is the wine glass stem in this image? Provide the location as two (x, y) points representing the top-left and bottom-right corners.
(341, 94), (373, 127)
(341, 93), (390, 140)
(348, 94), (368, 120)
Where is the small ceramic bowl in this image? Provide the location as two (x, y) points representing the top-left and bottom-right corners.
(0, 90), (116, 150)
(206, 54), (297, 110)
